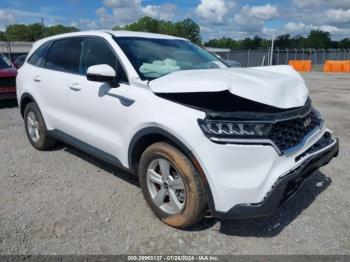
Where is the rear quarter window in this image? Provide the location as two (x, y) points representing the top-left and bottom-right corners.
(27, 41), (52, 67)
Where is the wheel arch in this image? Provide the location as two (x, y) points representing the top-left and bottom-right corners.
(19, 93), (37, 118)
(128, 126), (215, 212)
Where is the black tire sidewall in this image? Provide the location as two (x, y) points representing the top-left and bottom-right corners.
(139, 142), (206, 228)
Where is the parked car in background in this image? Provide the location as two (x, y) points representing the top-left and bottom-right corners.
(13, 54), (27, 69)
(17, 31), (338, 228)
(223, 59), (241, 67)
(0, 53), (17, 100)
(211, 52), (241, 67)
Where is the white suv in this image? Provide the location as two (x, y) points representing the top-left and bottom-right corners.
(17, 31), (339, 228)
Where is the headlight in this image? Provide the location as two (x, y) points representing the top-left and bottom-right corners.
(198, 119), (272, 140)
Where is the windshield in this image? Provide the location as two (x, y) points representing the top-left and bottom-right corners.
(0, 54), (12, 69)
(114, 37), (226, 80)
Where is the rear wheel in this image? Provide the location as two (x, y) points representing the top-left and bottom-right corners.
(24, 102), (56, 150)
(139, 142), (206, 228)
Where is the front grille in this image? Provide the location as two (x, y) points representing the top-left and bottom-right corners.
(268, 110), (322, 152)
(0, 77), (16, 88)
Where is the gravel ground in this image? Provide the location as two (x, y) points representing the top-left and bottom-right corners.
(0, 72), (349, 255)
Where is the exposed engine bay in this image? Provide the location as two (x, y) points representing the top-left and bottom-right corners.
(157, 91), (312, 121)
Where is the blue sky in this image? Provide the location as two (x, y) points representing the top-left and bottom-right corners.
(0, 0), (350, 40)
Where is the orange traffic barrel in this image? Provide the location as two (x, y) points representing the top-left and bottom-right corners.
(324, 60), (350, 73)
(343, 63), (350, 73)
(288, 60), (312, 72)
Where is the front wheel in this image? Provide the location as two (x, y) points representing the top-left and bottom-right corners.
(139, 142), (207, 228)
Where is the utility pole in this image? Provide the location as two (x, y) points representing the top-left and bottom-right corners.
(4, 25), (12, 61)
(270, 31), (275, 66)
(41, 17), (46, 38)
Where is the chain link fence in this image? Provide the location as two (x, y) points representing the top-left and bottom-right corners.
(215, 48), (350, 67)
(1, 41), (350, 68)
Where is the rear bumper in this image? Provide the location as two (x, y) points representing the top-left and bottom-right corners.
(213, 135), (339, 220)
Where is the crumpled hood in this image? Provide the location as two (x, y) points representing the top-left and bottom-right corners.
(149, 65), (309, 109)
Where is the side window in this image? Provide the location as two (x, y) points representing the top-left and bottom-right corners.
(80, 37), (128, 82)
(46, 38), (82, 74)
(27, 41), (51, 67)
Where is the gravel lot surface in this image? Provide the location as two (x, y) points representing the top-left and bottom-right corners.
(0, 72), (349, 255)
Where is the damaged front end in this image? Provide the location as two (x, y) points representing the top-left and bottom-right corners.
(157, 91), (323, 156)
(150, 65), (325, 156)
(149, 66), (339, 218)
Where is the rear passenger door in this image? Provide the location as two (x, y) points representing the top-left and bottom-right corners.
(65, 36), (130, 160)
(39, 37), (83, 130)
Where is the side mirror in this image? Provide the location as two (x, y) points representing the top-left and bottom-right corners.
(87, 64), (117, 84)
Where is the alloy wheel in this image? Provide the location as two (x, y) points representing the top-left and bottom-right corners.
(27, 111), (40, 143)
(146, 158), (186, 215)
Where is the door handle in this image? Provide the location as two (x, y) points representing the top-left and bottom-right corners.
(69, 83), (81, 91)
(33, 76), (41, 82)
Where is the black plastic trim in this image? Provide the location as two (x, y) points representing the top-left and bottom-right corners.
(128, 127), (193, 169)
(212, 137), (339, 220)
(19, 93), (37, 117)
(49, 129), (131, 173)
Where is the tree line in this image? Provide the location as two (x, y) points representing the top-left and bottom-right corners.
(0, 17), (201, 44)
(0, 24), (79, 42)
(1, 17), (349, 49)
(206, 31), (350, 50)
(117, 18), (350, 49)
(113, 16), (201, 44)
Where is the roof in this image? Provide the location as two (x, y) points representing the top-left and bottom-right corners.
(105, 30), (187, 40)
(34, 30), (187, 46)
(28, 30), (189, 61)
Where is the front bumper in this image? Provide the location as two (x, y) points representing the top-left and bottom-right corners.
(212, 134), (339, 219)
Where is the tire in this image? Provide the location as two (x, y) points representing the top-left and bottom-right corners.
(24, 102), (56, 150)
(139, 142), (206, 228)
